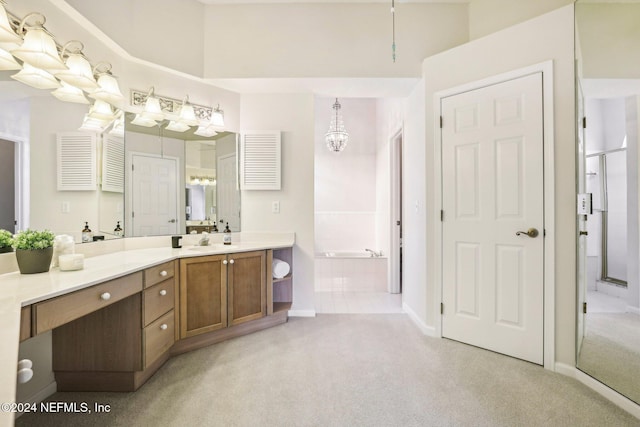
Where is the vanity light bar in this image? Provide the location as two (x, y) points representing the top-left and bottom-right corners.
(130, 89), (213, 122)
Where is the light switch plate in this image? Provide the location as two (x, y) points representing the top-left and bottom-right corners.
(577, 193), (592, 215)
(272, 201), (280, 214)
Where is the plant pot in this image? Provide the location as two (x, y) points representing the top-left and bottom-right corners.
(0, 246), (12, 254)
(15, 247), (53, 274)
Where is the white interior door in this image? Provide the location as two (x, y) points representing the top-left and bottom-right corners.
(441, 73), (544, 365)
(131, 154), (178, 236)
(217, 153), (240, 231)
(577, 79), (587, 355)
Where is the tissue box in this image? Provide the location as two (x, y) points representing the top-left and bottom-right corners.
(58, 254), (84, 271)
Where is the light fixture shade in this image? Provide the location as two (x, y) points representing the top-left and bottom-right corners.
(0, 47), (20, 70)
(178, 100), (199, 126)
(325, 98), (349, 152)
(11, 26), (67, 71)
(131, 113), (158, 127)
(166, 120), (190, 133)
(79, 114), (110, 132)
(211, 105), (224, 127)
(11, 63), (60, 89)
(90, 73), (124, 105)
(142, 94), (164, 121)
(109, 115), (125, 137)
(0, 5), (20, 45)
(88, 100), (115, 121)
(56, 53), (99, 92)
(194, 125), (217, 138)
(51, 81), (89, 104)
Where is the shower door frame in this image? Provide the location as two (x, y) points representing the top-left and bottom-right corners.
(587, 148), (628, 287)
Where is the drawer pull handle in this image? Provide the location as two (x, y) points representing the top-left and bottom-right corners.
(159, 289), (167, 296)
(160, 324), (168, 330)
(229, 259), (235, 264)
(160, 270), (168, 277)
(223, 259), (228, 265)
(100, 292), (111, 301)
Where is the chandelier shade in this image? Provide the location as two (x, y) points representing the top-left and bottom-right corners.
(211, 105), (225, 127)
(90, 71), (124, 105)
(178, 96), (199, 126)
(56, 43), (99, 92)
(52, 81), (89, 104)
(325, 98), (349, 152)
(0, 4), (20, 46)
(166, 120), (190, 133)
(0, 47), (20, 70)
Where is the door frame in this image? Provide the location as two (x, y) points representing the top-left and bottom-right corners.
(433, 61), (556, 370)
(126, 151), (181, 236)
(389, 127), (403, 294)
(0, 132), (28, 231)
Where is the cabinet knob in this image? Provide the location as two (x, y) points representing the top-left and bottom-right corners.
(223, 259), (228, 265)
(160, 324), (168, 330)
(160, 270), (168, 277)
(17, 368), (33, 384)
(100, 292), (111, 301)
(229, 259), (235, 264)
(159, 289), (167, 296)
(18, 359), (33, 370)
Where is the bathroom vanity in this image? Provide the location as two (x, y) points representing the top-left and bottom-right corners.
(0, 234), (294, 424)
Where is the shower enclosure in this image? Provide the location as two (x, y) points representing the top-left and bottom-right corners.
(586, 148), (627, 286)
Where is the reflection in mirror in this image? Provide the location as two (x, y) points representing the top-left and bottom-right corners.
(576, 1), (640, 405)
(124, 115), (239, 237)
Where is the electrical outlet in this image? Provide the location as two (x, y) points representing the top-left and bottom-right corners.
(61, 201), (70, 213)
(272, 201), (280, 214)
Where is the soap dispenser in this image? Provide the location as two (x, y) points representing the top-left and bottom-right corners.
(81, 222), (93, 243)
(223, 222), (232, 245)
(114, 221), (123, 237)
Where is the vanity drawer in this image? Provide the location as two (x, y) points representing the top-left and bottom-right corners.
(145, 261), (175, 289)
(34, 271), (143, 335)
(143, 279), (175, 327)
(144, 310), (175, 367)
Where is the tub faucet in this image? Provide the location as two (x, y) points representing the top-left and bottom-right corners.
(365, 248), (381, 257)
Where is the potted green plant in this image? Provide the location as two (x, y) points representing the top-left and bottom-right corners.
(0, 229), (13, 254)
(13, 229), (56, 274)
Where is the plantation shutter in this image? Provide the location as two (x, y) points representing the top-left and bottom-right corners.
(240, 131), (281, 190)
(57, 132), (97, 191)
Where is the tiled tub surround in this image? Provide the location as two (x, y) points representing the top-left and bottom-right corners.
(315, 251), (388, 293)
(0, 232), (294, 427)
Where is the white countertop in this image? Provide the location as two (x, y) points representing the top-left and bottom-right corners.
(0, 235), (294, 427)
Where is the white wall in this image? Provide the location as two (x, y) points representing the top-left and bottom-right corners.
(240, 94), (315, 314)
(417, 5), (576, 364)
(315, 97), (378, 253)
(626, 96), (640, 312)
(469, 0), (573, 40)
(203, 3), (468, 78)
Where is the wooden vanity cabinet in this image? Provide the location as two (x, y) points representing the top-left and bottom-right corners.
(179, 254), (228, 338)
(179, 250), (266, 339)
(50, 261), (177, 392)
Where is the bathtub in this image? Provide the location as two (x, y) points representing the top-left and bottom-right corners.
(315, 250), (388, 292)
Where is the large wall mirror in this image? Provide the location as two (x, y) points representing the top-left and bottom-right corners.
(0, 80), (240, 242)
(576, 1), (640, 404)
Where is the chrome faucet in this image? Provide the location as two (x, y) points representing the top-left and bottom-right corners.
(365, 248), (381, 257)
(198, 232), (210, 246)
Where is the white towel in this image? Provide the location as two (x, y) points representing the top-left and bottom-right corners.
(272, 258), (290, 279)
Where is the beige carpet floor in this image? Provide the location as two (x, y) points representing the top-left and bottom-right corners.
(17, 314), (640, 427)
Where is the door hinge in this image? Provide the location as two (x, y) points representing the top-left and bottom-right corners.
(440, 210), (444, 222)
(583, 302), (587, 314)
(582, 117), (587, 129)
(132, 164), (135, 171)
(132, 211), (135, 218)
(439, 116), (443, 128)
(440, 302), (444, 314)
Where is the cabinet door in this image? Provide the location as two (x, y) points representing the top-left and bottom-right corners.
(180, 254), (227, 338)
(228, 250), (266, 326)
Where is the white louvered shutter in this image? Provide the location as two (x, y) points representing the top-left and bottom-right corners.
(57, 132), (97, 191)
(240, 131), (281, 190)
(101, 134), (124, 193)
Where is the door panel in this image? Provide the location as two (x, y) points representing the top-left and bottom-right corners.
(442, 73), (544, 365)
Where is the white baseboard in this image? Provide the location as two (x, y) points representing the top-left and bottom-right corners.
(288, 309), (316, 317)
(403, 302), (437, 337)
(627, 306), (640, 316)
(15, 381), (57, 419)
(556, 363), (640, 419)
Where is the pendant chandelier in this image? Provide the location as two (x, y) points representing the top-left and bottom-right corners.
(325, 98), (349, 152)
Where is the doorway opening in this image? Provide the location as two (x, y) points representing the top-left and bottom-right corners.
(390, 129), (403, 294)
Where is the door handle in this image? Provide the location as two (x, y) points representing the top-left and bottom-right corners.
(516, 228), (539, 238)
(168, 219), (176, 223)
